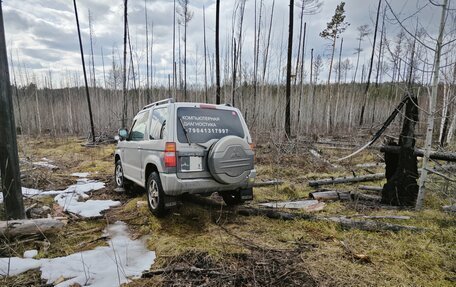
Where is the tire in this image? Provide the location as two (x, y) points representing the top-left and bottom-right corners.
(221, 190), (245, 206)
(115, 160), (132, 192)
(207, 136), (254, 184)
(146, 172), (168, 217)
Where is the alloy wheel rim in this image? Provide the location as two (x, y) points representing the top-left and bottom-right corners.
(148, 180), (159, 209)
(115, 165), (123, 187)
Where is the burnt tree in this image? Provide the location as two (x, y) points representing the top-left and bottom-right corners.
(381, 94), (419, 206)
(0, 2), (25, 219)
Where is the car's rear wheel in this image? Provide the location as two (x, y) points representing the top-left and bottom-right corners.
(115, 160), (132, 192)
(146, 172), (167, 217)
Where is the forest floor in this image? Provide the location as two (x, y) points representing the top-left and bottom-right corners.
(1, 136), (455, 286)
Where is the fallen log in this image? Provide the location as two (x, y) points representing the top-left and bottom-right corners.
(309, 190), (350, 201)
(351, 192), (381, 202)
(252, 180), (284, 188)
(258, 200), (326, 212)
(380, 146), (456, 162)
(355, 162), (385, 168)
(325, 216), (422, 232)
(358, 185), (383, 192)
(442, 205), (456, 213)
(142, 267), (226, 278)
(348, 215), (411, 220)
(237, 207), (314, 221)
(0, 218), (66, 237)
(236, 207), (421, 232)
(308, 173), (384, 187)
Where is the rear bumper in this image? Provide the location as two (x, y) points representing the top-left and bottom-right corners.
(160, 169), (256, 196)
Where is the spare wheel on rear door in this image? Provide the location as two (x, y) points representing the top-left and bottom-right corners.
(207, 136), (254, 184)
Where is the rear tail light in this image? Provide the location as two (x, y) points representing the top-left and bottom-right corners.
(164, 142), (176, 167)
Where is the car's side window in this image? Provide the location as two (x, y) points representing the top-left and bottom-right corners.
(129, 112), (149, 141)
(149, 107), (168, 140)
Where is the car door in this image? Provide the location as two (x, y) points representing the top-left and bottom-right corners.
(123, 111), (150, 183)
(140, 106), (169, 181)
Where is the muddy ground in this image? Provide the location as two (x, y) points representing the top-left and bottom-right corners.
(1, 136), (455, 286)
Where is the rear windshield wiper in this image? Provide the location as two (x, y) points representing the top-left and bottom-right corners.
(178, 116), (192, 145)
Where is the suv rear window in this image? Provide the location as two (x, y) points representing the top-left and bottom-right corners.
(177, 107), (245, 143)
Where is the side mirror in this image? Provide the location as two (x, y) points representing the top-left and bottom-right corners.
(118, 129), (129, 140)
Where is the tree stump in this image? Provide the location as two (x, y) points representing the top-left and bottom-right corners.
(382, 94), (419, 206)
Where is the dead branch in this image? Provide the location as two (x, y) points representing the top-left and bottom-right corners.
(325, 216), (423, 232)
(253, 180), (284, 187)
(358, 185), (383, 192)
(308, 173), (384, 187)
(142, 267), (226, 278)
(380, 146), (456, 162)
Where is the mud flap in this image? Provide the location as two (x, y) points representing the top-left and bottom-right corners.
(240, 188), (253, 201)
(164, 194), (180, 208)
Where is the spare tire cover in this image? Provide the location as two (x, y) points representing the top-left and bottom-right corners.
(208, 136), (254, 184)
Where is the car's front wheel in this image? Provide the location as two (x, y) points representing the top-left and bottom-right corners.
(115, 160), (132, 192)
(146, 172), (168, 217)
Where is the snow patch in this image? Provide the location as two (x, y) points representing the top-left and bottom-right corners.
(0, 257), (41, 276)
(23, 250), (38, 259)
(0, 222), (156, 287)
(71, 172), (90, 178)
(55, 180), (120, 218)
(32, 161), (58, 169)
(0, 175), (119, 218)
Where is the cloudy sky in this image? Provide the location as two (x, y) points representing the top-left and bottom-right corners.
(3, 0), (453, 88)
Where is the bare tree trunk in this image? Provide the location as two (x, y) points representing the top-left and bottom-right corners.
(309, 48), (314, 133)
(122, 0), (128, 127)
(101, 47), (107, 89)
(232, 39), (237, 106)
(145, 0), (150, 103)
(203, 5), (208, 103)
(295, 2), (305, 86)
(440, 63), (455, 146)
(262, 0), (275, 83)
(173, 0), (176, 98)
(285, 0), (294, 138)
(215, 0), (221, 104)
(334, 37), (343, 130)
(359, 0), (381, 126)
(0, 1), (25, 219)
(297, 22), (306, 132)
(416, 0), (448, 210)
(73, 0), (96, 142)
(325, 36), (336, 133)
(35, 86), (41, 135)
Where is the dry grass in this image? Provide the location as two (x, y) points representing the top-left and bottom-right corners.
(2, 136), (454, 286)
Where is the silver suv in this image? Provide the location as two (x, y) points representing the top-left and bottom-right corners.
(114, 99), (256, 216)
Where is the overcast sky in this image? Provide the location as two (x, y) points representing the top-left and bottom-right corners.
(3, 0), (453, 88)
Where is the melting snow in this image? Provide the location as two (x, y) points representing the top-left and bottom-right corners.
(23, 250), (38, 259)
(71, 172), (90, 178)
(32, 159), (58, 170)
(0, 221), (156, 287)
(1, 175), (120, 218)
(53, 179), (119, 218)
